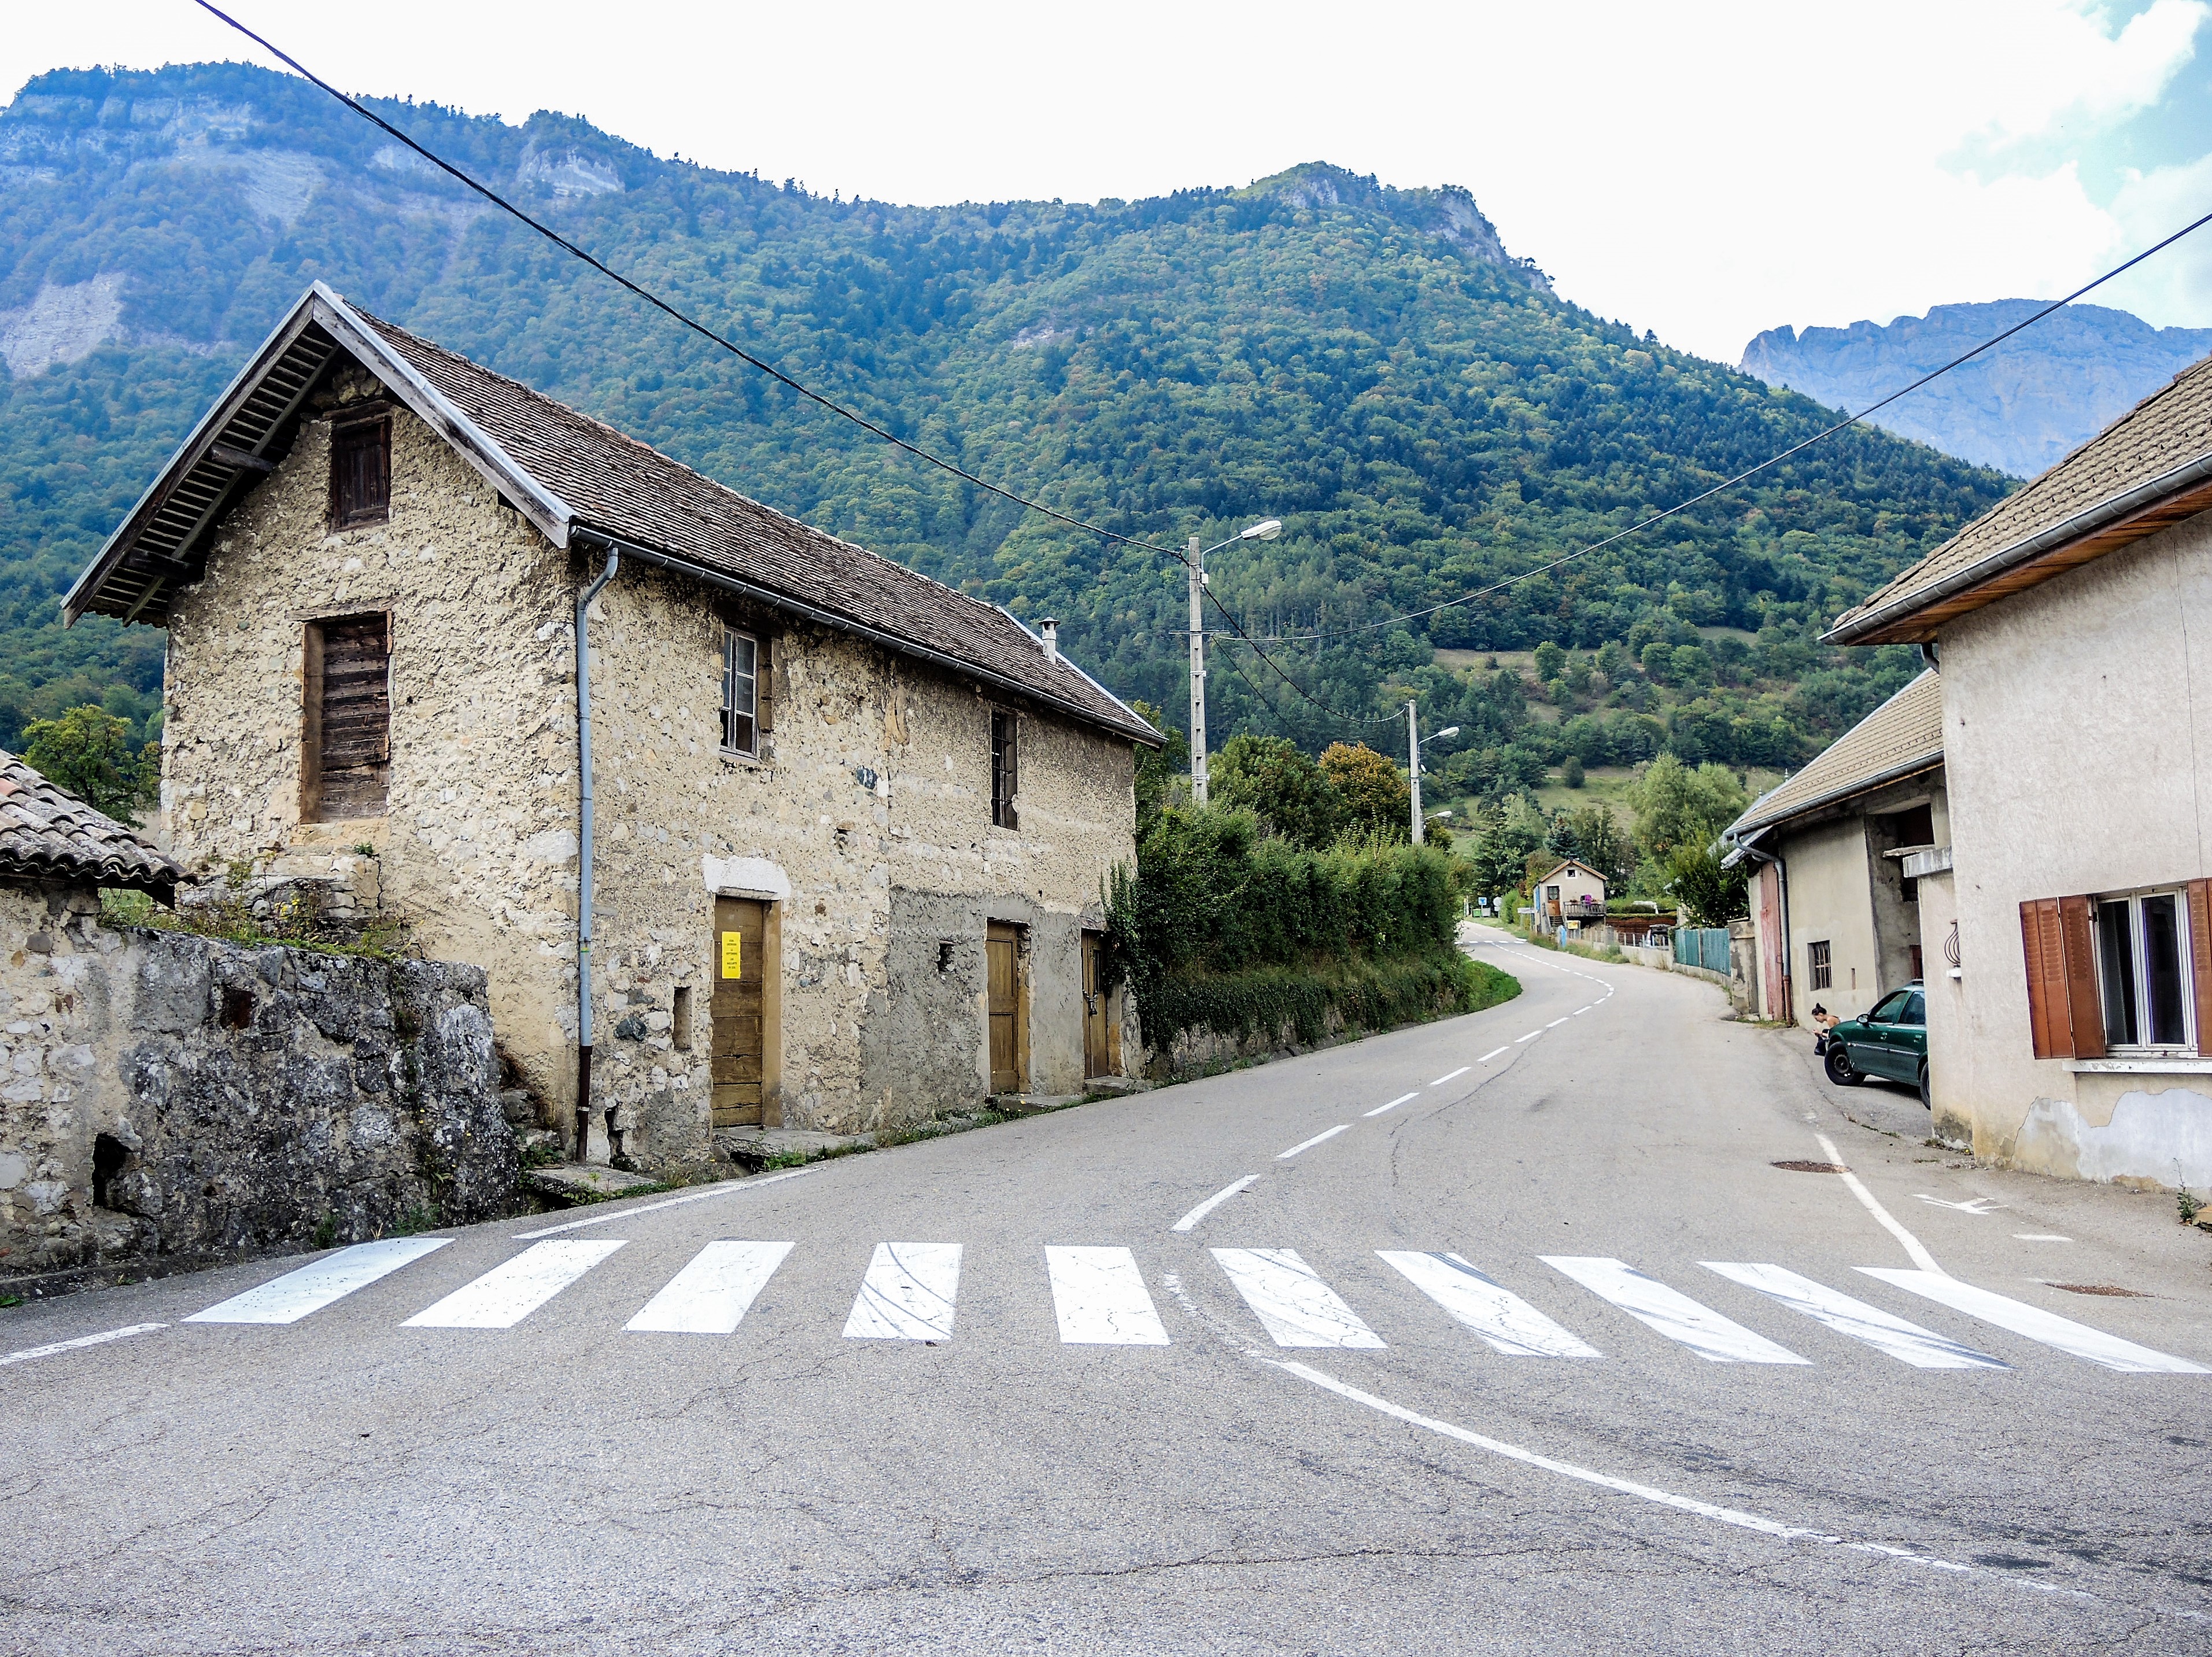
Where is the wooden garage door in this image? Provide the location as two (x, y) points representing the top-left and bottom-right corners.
(712, 896), (767, 1128)
(987, 921), (1022, 1095)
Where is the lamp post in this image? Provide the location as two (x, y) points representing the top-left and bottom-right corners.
(1187, 518), (1281, 806)
(1408, 714), (1459, 845)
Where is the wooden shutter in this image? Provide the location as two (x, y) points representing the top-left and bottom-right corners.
(309, 614), (392, 821)
(2190, 879), (2212, 1056)
(2057, 895), (2105, 1061)
(756, 632), (773, 733)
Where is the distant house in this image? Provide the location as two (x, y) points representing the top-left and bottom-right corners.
(1723, 671), (1945, 1029)
(1822, 352), (2212, 1190)
(64, 283), (1159, 1173)
(1533, 858), (1606, 933)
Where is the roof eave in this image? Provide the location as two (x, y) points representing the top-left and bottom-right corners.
(1727, 751), (1944, 840)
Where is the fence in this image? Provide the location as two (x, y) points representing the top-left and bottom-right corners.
(1675, 927), (1731, 975)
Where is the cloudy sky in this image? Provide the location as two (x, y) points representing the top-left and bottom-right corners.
(8, 1), (2212, 364)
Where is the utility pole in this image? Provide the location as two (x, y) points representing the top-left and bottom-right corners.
(1188, 534), (1208, 806)
(1408, 698), (1423, 846)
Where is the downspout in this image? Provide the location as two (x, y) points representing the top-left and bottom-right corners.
(573, 538), (621, 1163)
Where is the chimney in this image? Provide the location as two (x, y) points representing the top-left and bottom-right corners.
(1039, 618), (1059, 663)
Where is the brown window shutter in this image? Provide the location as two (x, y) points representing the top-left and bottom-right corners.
(2056, 895), (2105, 1061)
(2020, 898), (2070, 1060)
(756, 632), (773, 733)
(2189, 879), (2212, 1056)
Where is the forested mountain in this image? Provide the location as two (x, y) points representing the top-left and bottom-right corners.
(1742, 301), (2212, 479)
(0, 61), (2011, 791)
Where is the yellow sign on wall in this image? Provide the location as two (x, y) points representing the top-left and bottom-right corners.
(720, 932), (743, 979)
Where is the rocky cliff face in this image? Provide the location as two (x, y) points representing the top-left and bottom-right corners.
(1741, 301), (2212, 478)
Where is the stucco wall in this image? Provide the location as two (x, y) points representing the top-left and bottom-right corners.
(158, 363), (1141, 1171)
(1, 879), (514, 1289)
(1938, 511), (2212, 1187)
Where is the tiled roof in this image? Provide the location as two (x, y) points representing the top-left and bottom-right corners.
(0, 750), (182, 900)
(1729, 670), (1943, 839)
(1830, 353), (2212, 642)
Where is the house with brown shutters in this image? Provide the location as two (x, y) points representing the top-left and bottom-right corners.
(63, 282), (1159, 1173)
(1824, 351), (2212, 1190)
(1724, 670), (1947, 1031)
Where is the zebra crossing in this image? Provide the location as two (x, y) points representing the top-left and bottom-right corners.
(181, 1232), (2211, 1378)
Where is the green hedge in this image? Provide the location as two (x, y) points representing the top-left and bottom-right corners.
(1140, 953), (1519, 1052)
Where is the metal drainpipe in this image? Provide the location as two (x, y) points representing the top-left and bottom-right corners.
(573, 538), (621, 1163)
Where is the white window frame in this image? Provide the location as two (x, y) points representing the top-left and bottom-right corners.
(721, 628), (759, 758)
(2093, 886), (2196, 1054)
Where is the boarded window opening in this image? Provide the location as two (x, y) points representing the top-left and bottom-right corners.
(330, 412), (391, 529)
(93, 1134), (130, 1211)
(672, 984), (693, 1051)
(991, 709), (1018, 830)
(304, 614), (392, 822)
(1808, 940), (1832, 991)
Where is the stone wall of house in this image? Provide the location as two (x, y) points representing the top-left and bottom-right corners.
(156, 358), (1142, 1173)
(0, 880), (516, 1289)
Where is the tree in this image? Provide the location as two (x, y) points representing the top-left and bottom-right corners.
(1561, 803), (1630, 887)
(1468, 791), (1548, 902)
(21, 704), (156, 824)
(1130, 700), (1188, 839)
(1319, 743), (1410, 840)
(1212, 733), (1343, 850)
(1532, 640), (1567, 681)
(1626, 753), (1748, 861)
(1666, 840), (1750, 927)
(1561, 755), (1585, 788)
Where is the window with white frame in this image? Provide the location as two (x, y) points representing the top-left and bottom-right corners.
(2095, 889), (2193, 1050)
(721, 628), (758, 756)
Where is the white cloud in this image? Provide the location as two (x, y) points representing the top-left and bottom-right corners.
(2, 1), (2209, 361)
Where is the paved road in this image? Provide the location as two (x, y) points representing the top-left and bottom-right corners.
(5, 930), (2210, 1655)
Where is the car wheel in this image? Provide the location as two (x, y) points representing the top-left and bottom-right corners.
(1825, 1045), (1861, 1087)
(1918, 1064), (1932, 1110)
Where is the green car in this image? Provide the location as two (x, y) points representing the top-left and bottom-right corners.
(1824, 981), (1930, 1109)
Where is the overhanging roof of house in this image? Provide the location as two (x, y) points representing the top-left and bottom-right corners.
(1827, 355), (2212, 645)
(1534, 858), (1604, 887)
(0, 749), (181, 902)
(64, 283), (1160, 747)
(1727, 669), (1943, 842)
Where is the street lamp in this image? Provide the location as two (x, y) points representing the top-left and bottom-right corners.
(1187, 519), (1283, 806)
(1407, 717), (1461, 845)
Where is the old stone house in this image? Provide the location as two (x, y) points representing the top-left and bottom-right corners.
(1823, 353), (2212, 1190)
(1724, 670), (1946, 1029)
(64, 282), (1158, 1172)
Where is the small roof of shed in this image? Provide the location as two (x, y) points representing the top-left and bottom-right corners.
(1727, 670), (1943, 842)
(64, 283), (1158, 747)
(1828, 353), (2212, 645)
(0, 750), (182, 902)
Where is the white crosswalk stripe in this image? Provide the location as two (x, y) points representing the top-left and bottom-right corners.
(1378, 1251), (1600, 1357)
(1046, 1246), (1169, 1345)
(844, 1242), (962, 1341)
(187, 1238), (450, 1325)
(1213, 1248), (1386, 1349)
(404, 1239), (625, 1330)
(626, 1241), (792, 1334)
(1858, 1268), (2211, 1374)
(1543, 1256), (1808, 1365)
(1702, 1263), (2007, 1370)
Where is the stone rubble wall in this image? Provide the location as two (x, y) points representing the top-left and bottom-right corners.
(0, 879), (516, 1291)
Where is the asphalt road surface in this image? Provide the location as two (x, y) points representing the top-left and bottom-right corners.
(5, 928), (2210, 1655)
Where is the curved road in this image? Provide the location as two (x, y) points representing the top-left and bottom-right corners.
(4, 929), (2209, 1654)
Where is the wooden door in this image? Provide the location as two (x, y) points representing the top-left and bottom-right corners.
(1082, 931), (1112, 1078)
(712, 896), (767, 1128)
(987, 921), (1022, 1094)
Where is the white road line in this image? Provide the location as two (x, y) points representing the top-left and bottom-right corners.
(1046, 1246), (1170, 1345)
(514, 1167), (814, 1239)
(1274, 1362), (2078, 1593)
(1543, 1256), (1808, 1365)
(1171, 1175), (1258, 1232)
(1545, 1018), (1569, 1028)
(844, 1242), (962, 1341)
(185, 1238), (451, 1325)
(1430, 1067), (1470, 1087)
(1364, 1093), (1420, 1118)
(1571, 1007), (1591, 1015)
(1378, 1251), (1601, 1357)
(1703, 1262), (2006, 1370)
(1478, 1047), (1510, 1062)
(1858, 1268), (2211, 1374)
(1513, 1031), (1542, 1043)
(403, 1239), (626, 1329)
(0, 1323), (165, 1369)
(625, 1240), (792, 1334)
(1815, 1132), (1947, 1275)
(1277, 1124), (1350, 1159)
(2015, 1234), (2071, 1242)
(1213, 1248), (1386, 1349)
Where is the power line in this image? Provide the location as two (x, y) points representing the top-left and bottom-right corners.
(1252, 202), (2212, 644)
